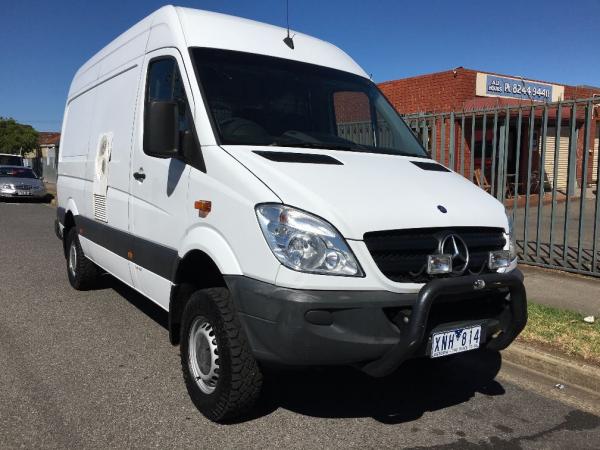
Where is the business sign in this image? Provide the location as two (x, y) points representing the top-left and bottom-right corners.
(476, 73), (564, 102)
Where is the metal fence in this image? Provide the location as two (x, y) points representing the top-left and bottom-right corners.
(338, 122), (395, 148)
(402, 97), (600, 277)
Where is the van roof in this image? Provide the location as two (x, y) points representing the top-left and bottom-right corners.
(69, 5), (368, 100)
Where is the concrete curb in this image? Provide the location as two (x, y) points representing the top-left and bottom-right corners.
(502, 341), (600, 394)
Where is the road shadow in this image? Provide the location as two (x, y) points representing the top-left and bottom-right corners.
(248, 349), (504, 424)
(0, 193), (54, 204)
(94, 273), (169, 331)
(90, 273), (504, 425)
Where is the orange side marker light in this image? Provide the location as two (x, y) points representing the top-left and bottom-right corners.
(194, 200), (212, 218)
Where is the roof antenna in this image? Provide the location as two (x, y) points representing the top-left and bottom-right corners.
(283, 0), (295, 49)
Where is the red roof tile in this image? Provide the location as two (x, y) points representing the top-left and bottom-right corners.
(39, 132), (60, 146)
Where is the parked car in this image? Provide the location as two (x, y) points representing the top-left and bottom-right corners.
(0, 153), (24, 166)
(0, 165), (47, 200)
(55, 6), (527, 422)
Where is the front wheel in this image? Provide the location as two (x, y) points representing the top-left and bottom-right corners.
(180, 288), (262, 422)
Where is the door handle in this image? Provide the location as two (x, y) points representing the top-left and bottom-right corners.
(133, 169), (146, 181)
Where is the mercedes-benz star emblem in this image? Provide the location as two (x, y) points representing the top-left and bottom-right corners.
(439, 234), (470, 275)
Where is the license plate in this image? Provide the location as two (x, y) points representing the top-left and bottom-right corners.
(16, 190), (31, 196)
(430, 325), (481, 358)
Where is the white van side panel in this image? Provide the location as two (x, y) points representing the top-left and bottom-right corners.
(81, 62), (143, 285)
(185, 147), (282, 283)
(87, 62), (142, 229)
(60, 21), (151, 288)
(58, 88), (97, 249)
(61, 94), (96, 159)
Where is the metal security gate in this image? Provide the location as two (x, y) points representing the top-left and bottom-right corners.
(402, 97), (600, 277)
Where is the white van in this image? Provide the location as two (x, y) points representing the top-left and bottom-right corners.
(56, 5), (527, 422)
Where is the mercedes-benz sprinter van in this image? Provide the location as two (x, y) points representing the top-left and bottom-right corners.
(56, 5), (527, 422)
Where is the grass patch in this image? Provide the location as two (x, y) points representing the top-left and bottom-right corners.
(518, 302), (600, 366)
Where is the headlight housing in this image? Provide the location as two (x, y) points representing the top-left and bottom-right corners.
(1, 183), (15, 190)
(506, 210), (517, 260)
(256, 204), (363, 276)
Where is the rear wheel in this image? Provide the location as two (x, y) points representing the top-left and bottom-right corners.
(65, 227), (99, 290)
(180, 288), (262, 422)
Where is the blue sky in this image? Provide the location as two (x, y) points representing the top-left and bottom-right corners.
(1, 0), (598, 131)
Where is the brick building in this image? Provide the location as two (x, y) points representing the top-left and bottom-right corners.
(378, 68), (600, 194)
(38, 132), (60, 158)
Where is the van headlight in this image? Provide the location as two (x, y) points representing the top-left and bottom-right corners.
(256, 204), (363, 276)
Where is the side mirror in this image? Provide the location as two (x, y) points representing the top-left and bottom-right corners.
(144, 101), (180, 158)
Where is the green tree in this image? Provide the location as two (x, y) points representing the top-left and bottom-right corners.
(0, 117), (39, 154)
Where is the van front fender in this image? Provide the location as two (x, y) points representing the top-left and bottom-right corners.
(178, 226), (242, 276)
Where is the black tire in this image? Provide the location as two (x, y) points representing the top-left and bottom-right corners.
(180, 288), (262, 422)
(65, 227), (99, 290)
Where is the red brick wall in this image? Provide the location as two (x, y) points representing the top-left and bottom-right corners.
(378, 68), (477, 114)
(333, 91), (371, 122)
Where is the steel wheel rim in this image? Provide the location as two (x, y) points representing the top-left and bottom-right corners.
(188, 316), (220, 394)
(68, 241), (77, 277)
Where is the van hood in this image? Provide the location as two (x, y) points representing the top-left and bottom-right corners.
(223, 146), (509, 240)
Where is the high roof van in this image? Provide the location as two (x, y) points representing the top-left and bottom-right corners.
(56, 5), (527, 422)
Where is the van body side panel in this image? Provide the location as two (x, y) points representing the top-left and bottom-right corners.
(60, 20), (151, 287)
(185, 147), (281, 283)
(88, 62), (142, 229)
(82, 61), (143, 286)
(58, 88), (97, 257)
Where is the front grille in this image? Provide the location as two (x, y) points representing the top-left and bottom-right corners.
(16, 184), (32, 190)
(364, 227), (506, 283)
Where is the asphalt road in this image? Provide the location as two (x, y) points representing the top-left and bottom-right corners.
(1, 202), (599, 449)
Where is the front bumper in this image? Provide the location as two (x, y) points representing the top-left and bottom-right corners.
(226, 270), (527, 377)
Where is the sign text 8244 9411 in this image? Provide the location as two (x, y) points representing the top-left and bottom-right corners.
(475, 72), (563, 102)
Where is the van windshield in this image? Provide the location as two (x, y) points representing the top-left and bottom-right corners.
(191, 48), (427, 157)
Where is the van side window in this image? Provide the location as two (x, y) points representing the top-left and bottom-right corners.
(144, 57), (204, 170)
